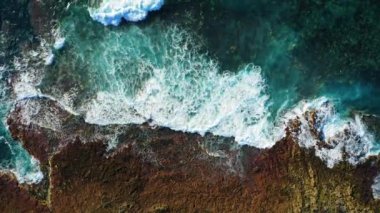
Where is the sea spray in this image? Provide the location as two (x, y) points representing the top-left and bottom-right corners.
(88, 0), (164, 26)
(77, 26), (276, 148)
(0, 65), (43, 184)
(372, 174), (380, 199)
(282, 97), (374, 168)
(0, 0), (377, 194)
(76, 28), (374, 167)
(34, 7), (380, 173)
(1, 28), (69, 183)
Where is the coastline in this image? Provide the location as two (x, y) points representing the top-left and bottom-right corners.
(2, 97), (380, 212)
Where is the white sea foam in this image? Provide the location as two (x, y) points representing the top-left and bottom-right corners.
(372, 174), (380, 199)
(53, 38), (66, 50)
(53, 28), (66, 50)
(86, 65), (275, 148)
(12, 38), (78, 114)
(89, 0), (164, 26)
(11, 156), (44, 184)
(0, 137), (43, 184)
(5, 20), (377, 187)
(44, 51), (55, 65)
(84, 26), (275, 148)
(81, 26), (375, 167)
(2, 34), (75, 184)
(282, 97), (374, 168)
(16, 98), (64, 131)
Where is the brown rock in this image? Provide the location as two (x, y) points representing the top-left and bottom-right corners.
(0, 173), (49, 212)
(2, 97), (380, 212)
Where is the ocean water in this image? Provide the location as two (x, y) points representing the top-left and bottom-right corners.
(0, 0), (47, 183)
(0, 58), (43, 184)
(1, 0), (380, 184)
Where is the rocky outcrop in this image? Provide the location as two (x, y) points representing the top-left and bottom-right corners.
(0, 173), (48, 213)
(2, 96), (380, 212)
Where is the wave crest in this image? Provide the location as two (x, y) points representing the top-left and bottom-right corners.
(89, 0), (164, 26)
(283, 97), (374, 168)
(84, 26), (275, 148)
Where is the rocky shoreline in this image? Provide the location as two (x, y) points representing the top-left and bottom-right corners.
(1, 1), (380, 211)
(1, 97), (380, 212)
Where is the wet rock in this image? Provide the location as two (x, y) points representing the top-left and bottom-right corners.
(2, 96), (380, 212)
(0, 172), (48, 212)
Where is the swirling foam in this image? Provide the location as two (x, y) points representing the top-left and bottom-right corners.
(57, 23), (375, 166)
(50, 18), (379, 170)
(282, 97), (374, 168)
(2, 31), (70, 184)
(0, 65), (44, 184)
(89, 0), (164, 26)
(0, 137), (43, 184)
(372, 174), (380, 199)
(83, 26), (276, 148)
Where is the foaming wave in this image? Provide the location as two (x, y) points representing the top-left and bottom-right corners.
(0, 137), (43, 184)
(0, 64), (43, 184)
(86, 65), (276, 148)
(12, 36), (77, 114)
(84, 26), (275, 148)
(11, 150), (44, 184)
(282, 97), (374, 168)
(78, 25), (375, 164)
(0, 31), (70, 184)
(31, 16), (375, 170)
(88, 0), (164, 26)
(372, 174), (380, 199)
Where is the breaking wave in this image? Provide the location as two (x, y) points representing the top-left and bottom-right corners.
(372, 174), (380, 199)
(82, 26), (276, 148)
(5, 9), (377, 183)
(282, 97), (374, 168)
(0, 64), (44, 184)
(0, 28), (68, 184)
(66, 24), (375, 167)
(88, 0), (164, 26)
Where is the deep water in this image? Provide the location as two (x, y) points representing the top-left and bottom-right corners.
(197, 0), (380, 118)
(1, 0), (380, 181)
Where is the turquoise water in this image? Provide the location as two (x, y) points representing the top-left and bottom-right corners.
(197, 0), (380, 117)
(1, 0), (380, 181)
(0, 0), (44, 183)
(0, 58), (43, 184)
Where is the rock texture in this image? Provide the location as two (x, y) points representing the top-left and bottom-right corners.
(0, 173), (48, 213)
(2, 0), (380, 212)
(1, 97), (380, 212)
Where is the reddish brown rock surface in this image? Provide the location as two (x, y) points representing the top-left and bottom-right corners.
(2, 97), (380, 212)
(0, 173), (48, 212)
